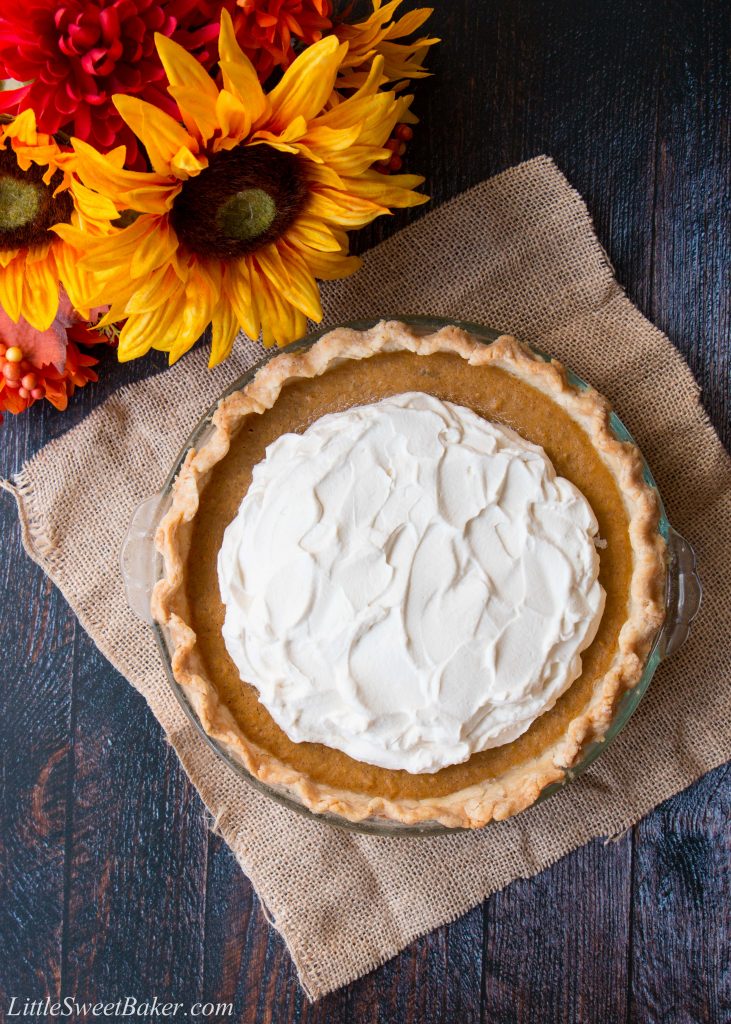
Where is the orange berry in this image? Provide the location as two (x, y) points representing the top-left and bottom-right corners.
(388, 154), (403, 172)
(396, 124), (413, 141)
(18, 386), (29, 399)
(5, 346), (23, 363)
(385, 138), (400, 152)
(21, 372), (38, 390)
(31, 387), (44, 400)
(3, 361), (22, 381)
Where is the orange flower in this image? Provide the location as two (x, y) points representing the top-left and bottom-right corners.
(0, 290), (111, 419)
(0, 338), (100, 415)
(234, 0), (332, 80)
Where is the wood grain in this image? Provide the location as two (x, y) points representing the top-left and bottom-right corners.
(62, 631), (209, 1003)
(0, 0), (728, 1020)
(482, 835), (633, 1024)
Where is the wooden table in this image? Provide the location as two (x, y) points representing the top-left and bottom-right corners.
(2, 2), (729, 1021)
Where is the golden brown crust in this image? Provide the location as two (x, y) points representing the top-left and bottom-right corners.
(152, 321), (666, 828)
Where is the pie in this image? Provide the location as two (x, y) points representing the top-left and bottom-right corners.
(152, 320), (666, 828)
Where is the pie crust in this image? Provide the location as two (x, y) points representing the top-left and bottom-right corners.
(152, 321), (666, 828)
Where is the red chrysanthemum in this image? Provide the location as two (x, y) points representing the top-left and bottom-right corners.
(233, 0), (333, 81)
(0, 0), (237, 168)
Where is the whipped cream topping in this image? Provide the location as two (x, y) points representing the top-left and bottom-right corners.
(218, 393), (606, 774)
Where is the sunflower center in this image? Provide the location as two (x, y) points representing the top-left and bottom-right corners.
(0, 178), (41, 231)
(0, 148), (74, 251)
(170, 146), (309, 259)
(216, 189), (277, 242)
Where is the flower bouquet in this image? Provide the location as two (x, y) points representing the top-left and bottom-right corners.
(0, 1), (437, 421)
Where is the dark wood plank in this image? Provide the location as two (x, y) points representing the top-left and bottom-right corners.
(344, 907), (483, 1024)
(647, 0), (730, 449)
(0, 549), (73, 1002)
(627, 2), (730, 1019)
(628, 765), (731, 1024)
(1, 407), (76, 1001)
(482, 835), (633, 1024)
(61, 630), (209, 1002)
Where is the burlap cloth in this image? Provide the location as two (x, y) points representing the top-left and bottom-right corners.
(3, 156), (730, 999)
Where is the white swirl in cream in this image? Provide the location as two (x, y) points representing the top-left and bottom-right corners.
(218, 393), (606, 773)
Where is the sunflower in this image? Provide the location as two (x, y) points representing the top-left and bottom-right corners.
(333, 1), (439, 96)
(0, 110), (116, 332)
(58, 10), (428, 364)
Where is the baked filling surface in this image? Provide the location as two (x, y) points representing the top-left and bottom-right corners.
(184, 350), (633, 801)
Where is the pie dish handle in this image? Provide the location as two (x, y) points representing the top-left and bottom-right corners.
(120, 493), (163, 626)
(659, 525), (702, 659)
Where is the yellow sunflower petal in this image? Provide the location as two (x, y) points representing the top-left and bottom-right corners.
(155, 33), (220, 142)
(253, 274), (306, 347)
(301, 161), (346, 190)
(247, 136), (300, 157)
(22, 250), (60, 331)
(299, 248), (362, 281)
(218, 10), (268, 125)
(214, 90), (250, 146)
(70, 181), (120, 224)
(0, 248), (19, 268)
(113, 95), (198, 175)
(224, 260), (259, 340)
(209, 300), (239, 367)
(308, 186), (388, 228)
(122, 264), (184, 315)
(3, 109), (38, 144)
(343, 171), (428, 208)
(269, 36), (348, 128)
(130, 219), (180, 278)
(105, 145), (128, 168)
(287, 216), (345, 253)
(117, 305), (171, 361)
(0, 253), (24, 321)
(24, 240), (52, 265)
(324, 88), (402, 148)
(324, 144), (389, 176)
(72, 138), (177, 213)
(298, 123), (363, 160)
(121, 266), (204, 357)
(76, 215), (161, 271)
(54, 242), (94, 315)
(256, 243), (322, 322)
(342, 54), (387, 101)
(51, 222), (96, 250)
(96, 299), (132, 328)
(166, 85), (220, 144)
(386, 8), (435, 38)
(166, 264), (220, 364)
(169, 145), (207, 180)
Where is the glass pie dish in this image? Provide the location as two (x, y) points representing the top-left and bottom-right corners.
(121, 316), (702, 835)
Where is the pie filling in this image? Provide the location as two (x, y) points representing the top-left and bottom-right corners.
(185, 351), (634, 801)
(218, 391), (606, 774)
